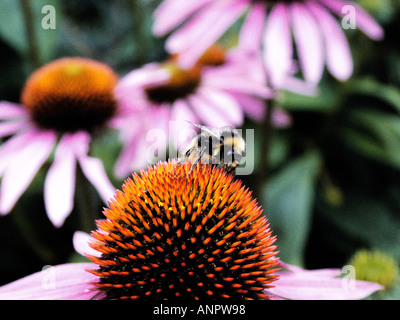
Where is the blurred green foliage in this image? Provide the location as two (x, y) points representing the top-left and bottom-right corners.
(0, 0), (399, 299)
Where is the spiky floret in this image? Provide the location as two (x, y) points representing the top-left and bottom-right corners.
(21, 57), (118, 132)
(87, 160), (279, 300)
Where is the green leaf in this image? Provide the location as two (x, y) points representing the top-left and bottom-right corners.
(317, 189), (400, 262)
(347, 78), (400, 114)
(341, 109), (400, 169)
(261, 151), (322, 266)
(277, 81), (339, 113)
(0, 0), (60, 63)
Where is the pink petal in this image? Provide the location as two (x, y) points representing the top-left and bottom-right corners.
(78, 155), (116, 205)
(319, 0), (384, 40)
(170, 99), (198, 150)
(148, 104), (171, 137)
(0, 101), (27, 119)
(239, 2), (267, 52)
(116, 63), (170, 92)
(203, 73), (273, 99)
(0, 131), (34, 176)
(229, 92), (266, 121)
(279, 75), (319, 96)
(0, 130), (57, 214)
(290, 2), (324, 84)
(114, 130), (150, 179)
(268, 270), (383, 300)
(73, 231), (100, 258)
(263, 3), (293, 87)
(114, 64), (170, 114)
(272, 108), (292, 128)
(267, 263), (384, 300)
(114, 114), (150, 178)
(167, 0), (248, 68)
(307, 2), (353, 81)
(60, 131), (115, 202)
(195, 87), (244, 127)
(115, 112), (145, 144)
(0, 119), (29, 138)
(44, 133), (78, 228)
(144, 105), (171, 165)
(0, 263), (98, 300)
(153, 0), (213, 36)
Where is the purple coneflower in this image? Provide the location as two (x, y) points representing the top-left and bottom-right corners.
(0, 57), (119, 227)
(153, 0), (384, 85)
(0, 161), (383, 300)
(113, 45), (283, 178)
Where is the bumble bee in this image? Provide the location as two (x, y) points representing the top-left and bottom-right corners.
(178, 122), (245, 174)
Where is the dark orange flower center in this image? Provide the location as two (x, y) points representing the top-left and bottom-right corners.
(21, 57), (118, 132)
(144, 63), (202, 104)
(144, 45), (227, 104)
(196, 43), (227, 67)
(87, 160), (279, 300)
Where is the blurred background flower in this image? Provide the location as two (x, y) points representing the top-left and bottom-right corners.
(0, 0), (399, 301)
(153, 0), (384, 86)
(114, 44), (278, 178)
(0, 57), (118, 228)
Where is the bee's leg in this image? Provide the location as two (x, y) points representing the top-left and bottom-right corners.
(225, 164), (237, 175)
(188, 146), (207, 175)
(177, 158), (186, 166)
(178, 147), (195, 166)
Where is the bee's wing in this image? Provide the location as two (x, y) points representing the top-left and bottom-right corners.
(186, 121), (220, 139)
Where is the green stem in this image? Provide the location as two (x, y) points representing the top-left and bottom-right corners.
(256, 98), (275, 200)
(11, 209), (55, 263)
(75, 165), (101, 233)
(20, 0), (41, 69)
(128, 0), (151, 65)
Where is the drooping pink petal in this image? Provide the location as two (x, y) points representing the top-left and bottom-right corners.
(0, 101), (27, 119)
(202, 72), (273, 99)
(0, 263), (99, 300)
(44, 133), (78, 228)
(263, 3), (293, 87)
(228, 92), (266, 121)
(153, 0), (213, 36)
(272, 108), (292, 128)
(0, 130), (57, 214)
(290, 2), (324, 84)
(307, 2), (353, 81)
(114, 117), (149, 178)
(78, 155), (116, 205)
(144, 105), (172, 166)
(116, 63), (170, 93)
(0, 119), (29, 138)
(63, 131), (116, 203)
(167, 0), (248, 68)
(319, 0), (384, 40)
(279, 75), (319, 97)
(0, 131), (33, 176)
(114, 64), (171, 114)
(73, 231), (100, 258)
(114, 133), (149, 179)
(239, 2), (267, 52)
(148, 104), (171, 140)
(195, 87), (244, 127)
(170, 99), (198, 150)
(189, 94), (224, 128)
